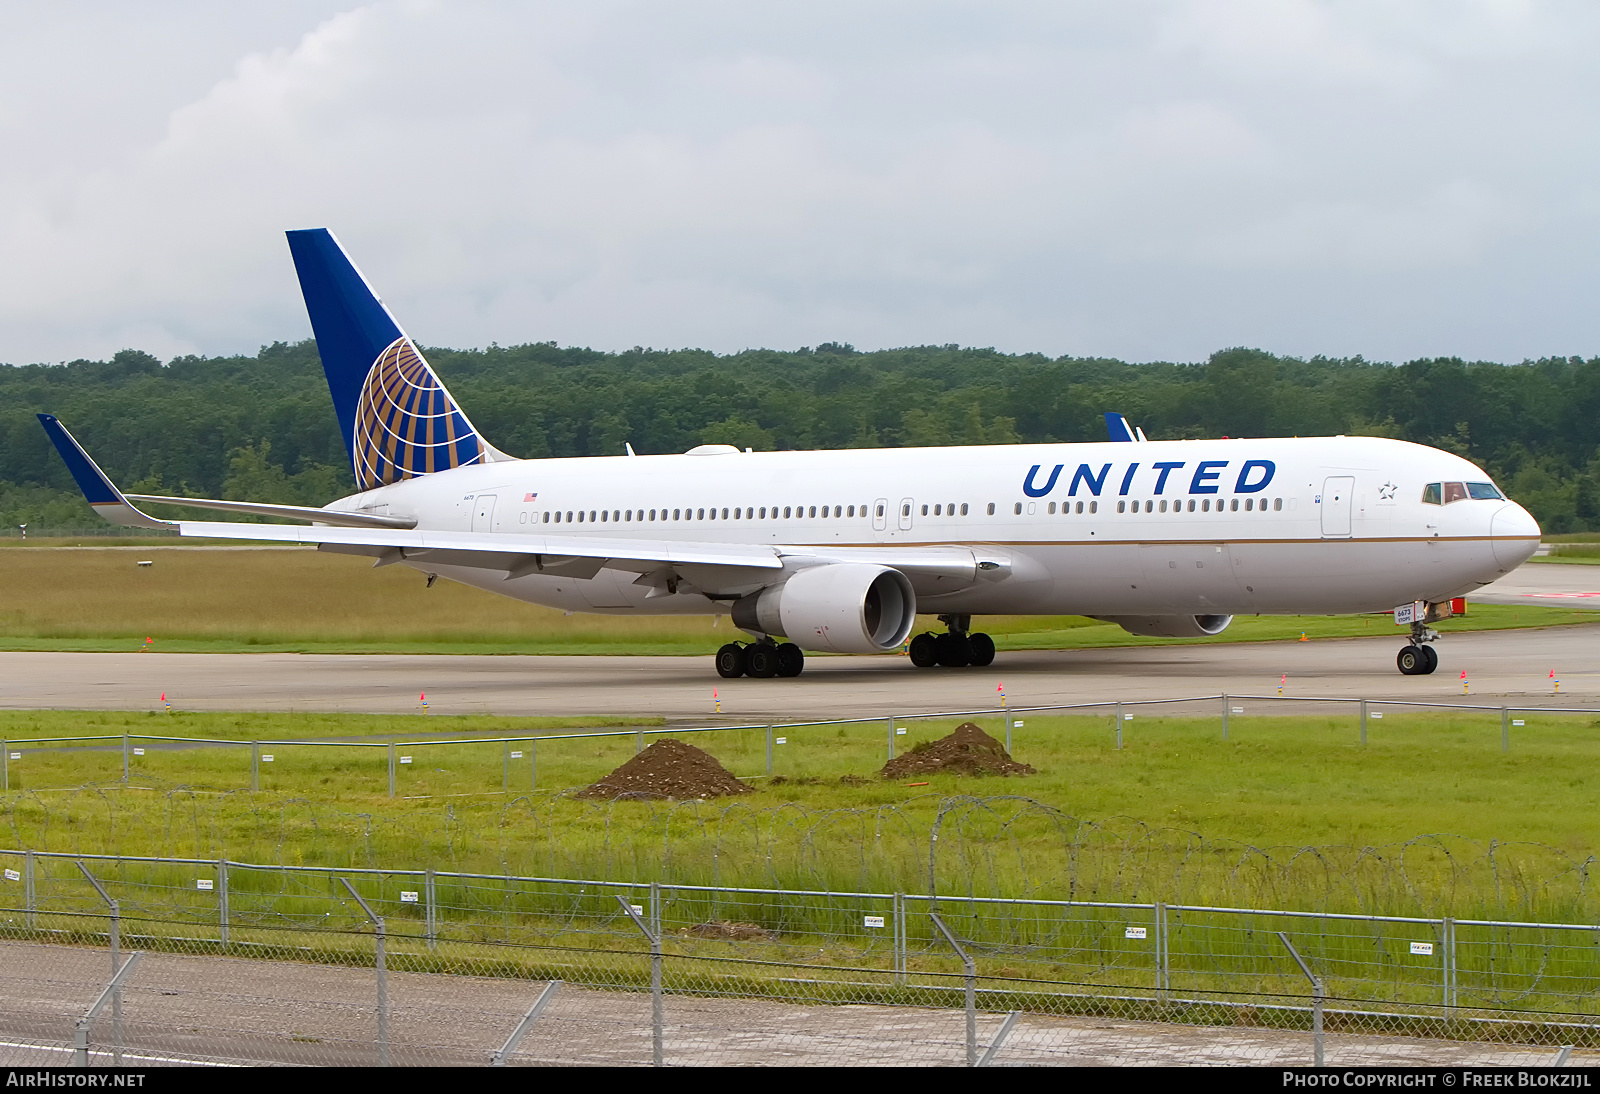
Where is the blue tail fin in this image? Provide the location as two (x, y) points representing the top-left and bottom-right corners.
(286, 228), (497, 492)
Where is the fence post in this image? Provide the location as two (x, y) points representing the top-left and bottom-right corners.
(490, 980), (562, 1066)
(1155, 901), (1169, 1002)
(1114, 702), (1123, 749)
(24, 849), (35, 929)
(1004, 715), (1012, 753)
(1502, 707), (1510, 753)
(636, 727), (644, 754)
(76, 862), (122, 1066)
(502, 739), (510, 792)
(1444, 917), (1456, 1012)
(886, 715), (895, 761)
(1222, 694), (1229, 741)
(339, 878), (387, 1066)
(893, 891), (906, 985)
(3, 740), (8, 791)
(616, 896), (663, 1066)
(529, 739), (537, 790)
(425, 868), (437, 951)
(251, 742), (260, 792)
(122, 732), (130, 783)
(1360, 700), (1368, 746)
(388, 742), (396, 799)
(930, 912), (976, 1067)
(72, 951), (142, 1070)
(1278, 932), (1324, 1068)
(218, 860), (230, 951)
(766, 726), (773, 776)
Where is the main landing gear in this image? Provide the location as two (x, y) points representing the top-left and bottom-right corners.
(716, 640), (804, 679)
(908, 615), (996, 669)
(1397, 620), (1440, 676)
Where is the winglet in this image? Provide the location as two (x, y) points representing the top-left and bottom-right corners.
(1105, 412), (1138, 442)
(36, 414), (175, 529)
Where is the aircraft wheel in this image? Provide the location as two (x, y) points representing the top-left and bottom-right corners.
(1397, 645), (1426, 676)
(775, 643), (805, 678)
(936, 632), (973, 668)
(968, 632), (996, 668)
(909, 633), (939, 668)
(1420, 644), (1439, 674)
(746, 643), (779, 679)
(715, 643), (746, 679)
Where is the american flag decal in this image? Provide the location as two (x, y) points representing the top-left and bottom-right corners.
(524, 493), (538, 501)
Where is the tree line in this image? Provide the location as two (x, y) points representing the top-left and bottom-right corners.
(2, 340), (1598, 533)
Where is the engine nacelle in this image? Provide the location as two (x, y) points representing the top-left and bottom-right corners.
(1095, 614), (1234, 638)
(732, 564), (917, 654)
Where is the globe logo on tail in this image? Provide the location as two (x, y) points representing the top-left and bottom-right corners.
(352, 337), (486, 490)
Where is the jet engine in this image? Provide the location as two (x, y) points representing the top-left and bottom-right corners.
(1095, 614), (1234, 638)
(732, 564), (917, 654)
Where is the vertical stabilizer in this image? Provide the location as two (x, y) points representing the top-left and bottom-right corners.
(286, 228), (499, 492)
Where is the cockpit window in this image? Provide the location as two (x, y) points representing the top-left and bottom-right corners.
(1422, 483), (1442, 505)
(1466, 482), (1503, 500)
(1442, 482), (1468, 504)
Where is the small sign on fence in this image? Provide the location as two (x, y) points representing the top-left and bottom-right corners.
(400, 891), (419, 903)
(197, 879), (213, 891)
(1125, 926), (1147, 940)
(1513, 719), (1525, 727)
(132, 747), (145, 756)
(510, 750), (523, 759)
(864, 915), (885, 928)
(3, 869), (18, 881)
(8, 753), (18, 760)
(631, 904), (644, 916)
(261, 755), (274, 762)
(775, 737), (787, 745)
(1371, 712), (1383, 719)
(1410, 941), (1434, 956)
(1232, 707), (1244, 714)
(895, 727), (906, 736)
(1013, 721), (1024, 728)
(400, 756), (413, 764)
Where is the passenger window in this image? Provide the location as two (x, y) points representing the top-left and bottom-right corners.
(921, 504), (929, 516)
(1013, 502), (1022, 515)
(847, 505), (855, 517)
(1047, 502), (1056, 514)
(673, 509), (680, 520)
(785, 507), (792, 518)
(1422, 483), (1442, 505)
(1089, 501), (1097, 513)
(601, 511), (608, 522)
(1187, 499), (1196, 512)
(1442, 482), (1468, 504)
(1273, 498), (1283, 511)
(986, 503), (995, 515)
(1159, 500), (1167, 513)
(542, 513), (549, 523)
(722, 508), (729, 519)
(960, 503), (968, 515)
(807, 506), (815, 517)
(880, 504), (888, 517)
(1230, 498), (1239, 512)
(1118, 501), (1126, 513)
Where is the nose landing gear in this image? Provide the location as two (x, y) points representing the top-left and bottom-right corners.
(909, 615), (996, 669)
(1397, 620), (1441, 676)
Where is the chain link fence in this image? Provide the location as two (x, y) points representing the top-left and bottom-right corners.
(2, 854), (1599, 1066)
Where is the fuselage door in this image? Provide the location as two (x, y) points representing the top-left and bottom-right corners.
(1321, 477), (1354, 538)
(872, 498), (889, 532)
(472, 494), (498, 533)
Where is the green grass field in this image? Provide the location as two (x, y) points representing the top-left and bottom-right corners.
(0, 546), (1590, 654)
(5, 705), (1599, 923)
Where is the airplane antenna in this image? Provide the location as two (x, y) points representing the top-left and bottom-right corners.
(625, 443), (637, 457)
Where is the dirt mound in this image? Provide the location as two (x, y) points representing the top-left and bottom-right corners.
(680, 920), (776, 941)
(879, 722), (1035, 778)
(576, 738), (753, 801)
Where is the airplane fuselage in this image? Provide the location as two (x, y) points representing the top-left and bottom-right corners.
(332, 434), (1540, 623)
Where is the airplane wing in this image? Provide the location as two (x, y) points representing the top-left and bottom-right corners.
(40, 413), (1002, 594)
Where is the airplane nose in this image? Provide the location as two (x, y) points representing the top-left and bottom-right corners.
(1491, 502), (1541, 570)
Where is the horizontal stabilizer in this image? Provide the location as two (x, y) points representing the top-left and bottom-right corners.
(126, 495), (416, 529)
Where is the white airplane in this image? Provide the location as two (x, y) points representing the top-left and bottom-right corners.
(40, 229), (1541, 679)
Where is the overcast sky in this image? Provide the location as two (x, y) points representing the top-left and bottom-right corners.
(3, 1), (1598, 366)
